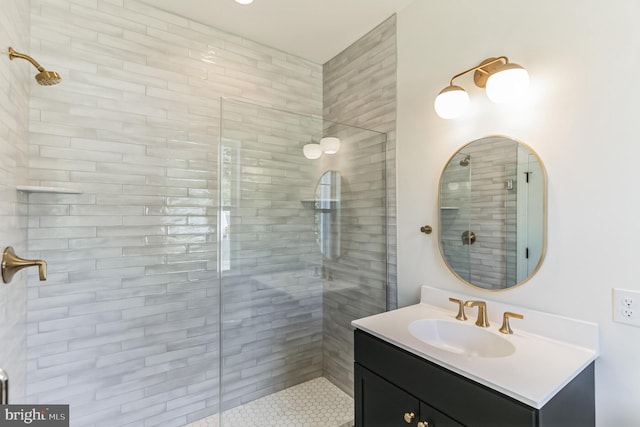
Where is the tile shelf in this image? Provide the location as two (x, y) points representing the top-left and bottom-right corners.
(16, 185), (82, 194)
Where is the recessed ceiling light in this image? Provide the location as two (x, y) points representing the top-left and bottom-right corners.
(234, 0), (254, 4)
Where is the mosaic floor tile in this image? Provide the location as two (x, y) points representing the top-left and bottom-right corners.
(184, 377), (353, 427)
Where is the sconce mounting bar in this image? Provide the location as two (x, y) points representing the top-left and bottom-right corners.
(449, 56), (509, 88)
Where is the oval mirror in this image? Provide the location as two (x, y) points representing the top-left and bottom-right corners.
(438, 136), (547, 290)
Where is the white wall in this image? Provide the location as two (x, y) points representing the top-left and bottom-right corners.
(396, 0), (640, 424)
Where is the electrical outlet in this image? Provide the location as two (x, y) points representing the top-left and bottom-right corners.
(613, 288), (640, 326)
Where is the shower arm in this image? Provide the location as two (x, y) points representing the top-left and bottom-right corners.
(8, 47), (46, 72)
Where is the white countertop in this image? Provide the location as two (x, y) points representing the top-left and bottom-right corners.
(352, 286), (599, 409)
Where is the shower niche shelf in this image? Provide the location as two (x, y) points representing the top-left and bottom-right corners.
(17, 185), (82, 194)
(300, 199), (340, 211)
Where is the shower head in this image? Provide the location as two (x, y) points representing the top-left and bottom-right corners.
(459, 155), (471, 166)
(8, 47), (61, 86)
(35, 70), (62, 86)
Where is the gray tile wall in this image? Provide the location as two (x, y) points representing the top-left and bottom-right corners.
(322, 15), (397, 395)
(0, 0), (31, 403)
(25, 1), (321, 426)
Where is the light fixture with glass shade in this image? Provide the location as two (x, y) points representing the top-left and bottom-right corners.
(303, 143), (322, 160)
(434, 56), (529, 119)
(234, 0), (254, 4)
(434, 85), (470, 119)
(320, 137), (341, 154)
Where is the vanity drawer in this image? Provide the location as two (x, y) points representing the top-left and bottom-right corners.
(355, 330), (536, 426)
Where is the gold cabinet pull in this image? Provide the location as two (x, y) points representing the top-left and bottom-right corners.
(403, 412), (415, 423)
(418, 422), (430, 427)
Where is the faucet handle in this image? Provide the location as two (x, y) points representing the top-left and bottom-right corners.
(448, 298), (467, 321)
(499, 311), (524, 334)
(1, 246), (47, 284)
(464, 300), (490, 327)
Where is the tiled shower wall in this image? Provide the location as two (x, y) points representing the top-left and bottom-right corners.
(25, 1), (321, 426)
(322, 16), (397, 394)
(0, 0), (30, 403)
(439, 137), (518, 289)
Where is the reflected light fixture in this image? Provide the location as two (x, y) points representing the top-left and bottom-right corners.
(434, 56), (529, 119)
(303, 144), (322, 160)
(320, 137), (341, 154)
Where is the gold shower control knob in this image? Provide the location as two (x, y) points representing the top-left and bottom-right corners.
(403, 412), (415, 423)
(418, 422), (430, 427)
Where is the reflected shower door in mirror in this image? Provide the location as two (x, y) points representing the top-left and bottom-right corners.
(438, 135), (547, 290)
(315, 170), (342, 260)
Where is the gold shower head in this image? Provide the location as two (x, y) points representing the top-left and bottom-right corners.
(8, 47), (61, 86)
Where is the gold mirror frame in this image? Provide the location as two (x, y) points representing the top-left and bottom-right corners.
(438, 135), (547, 291)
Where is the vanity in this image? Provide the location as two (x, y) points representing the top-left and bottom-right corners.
(352, 286), (598, 427)
(352, 136), (597, 425)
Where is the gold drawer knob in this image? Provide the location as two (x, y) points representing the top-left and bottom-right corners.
(418, 422), (430, 427)
(404, 412), (415, 423)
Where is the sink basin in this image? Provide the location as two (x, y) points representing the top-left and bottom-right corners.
(408, 319), (515, 358)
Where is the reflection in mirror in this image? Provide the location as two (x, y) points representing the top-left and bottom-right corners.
(439, 136), (546, 290)
(315, 170), (341, 260)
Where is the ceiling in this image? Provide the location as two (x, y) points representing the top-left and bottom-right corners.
(139, 0), (415, 64)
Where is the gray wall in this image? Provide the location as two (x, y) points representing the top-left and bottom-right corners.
(25, 1), (321, 426)
(322, 16), (397, 394)
(0, 0), (31, 404)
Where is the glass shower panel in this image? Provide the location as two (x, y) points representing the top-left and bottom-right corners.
(514, 148), (544, 282)
(318, 122), (387, 394)
(440, 152), (472, 282)
(505, 161), (518, 285)
(219, 99), (387, 425)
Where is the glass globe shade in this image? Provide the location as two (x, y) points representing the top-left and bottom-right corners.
(434, 85), (469, 119)
(234, 0), (254, 4)
(320, 137), (341, 154)
(485, 64), (529, 104)
(303, 143), (322, 159)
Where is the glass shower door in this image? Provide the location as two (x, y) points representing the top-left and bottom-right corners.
(439, 152), (472, 282)
(218, 99), (387, 427)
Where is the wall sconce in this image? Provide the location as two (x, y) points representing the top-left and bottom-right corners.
(434, 56), (529, 119)
(303, 137), (341, 159)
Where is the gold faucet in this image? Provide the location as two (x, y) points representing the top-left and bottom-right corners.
(464, 300), (490, 327)
(448, 297), (467, 321)
(1, 246), (47, 284)
(499, 311), (524, 334)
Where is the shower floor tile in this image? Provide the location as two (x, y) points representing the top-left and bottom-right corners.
(185, 377), (353, 427)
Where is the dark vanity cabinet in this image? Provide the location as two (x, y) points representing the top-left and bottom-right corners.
(354, 330), (595, 427)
